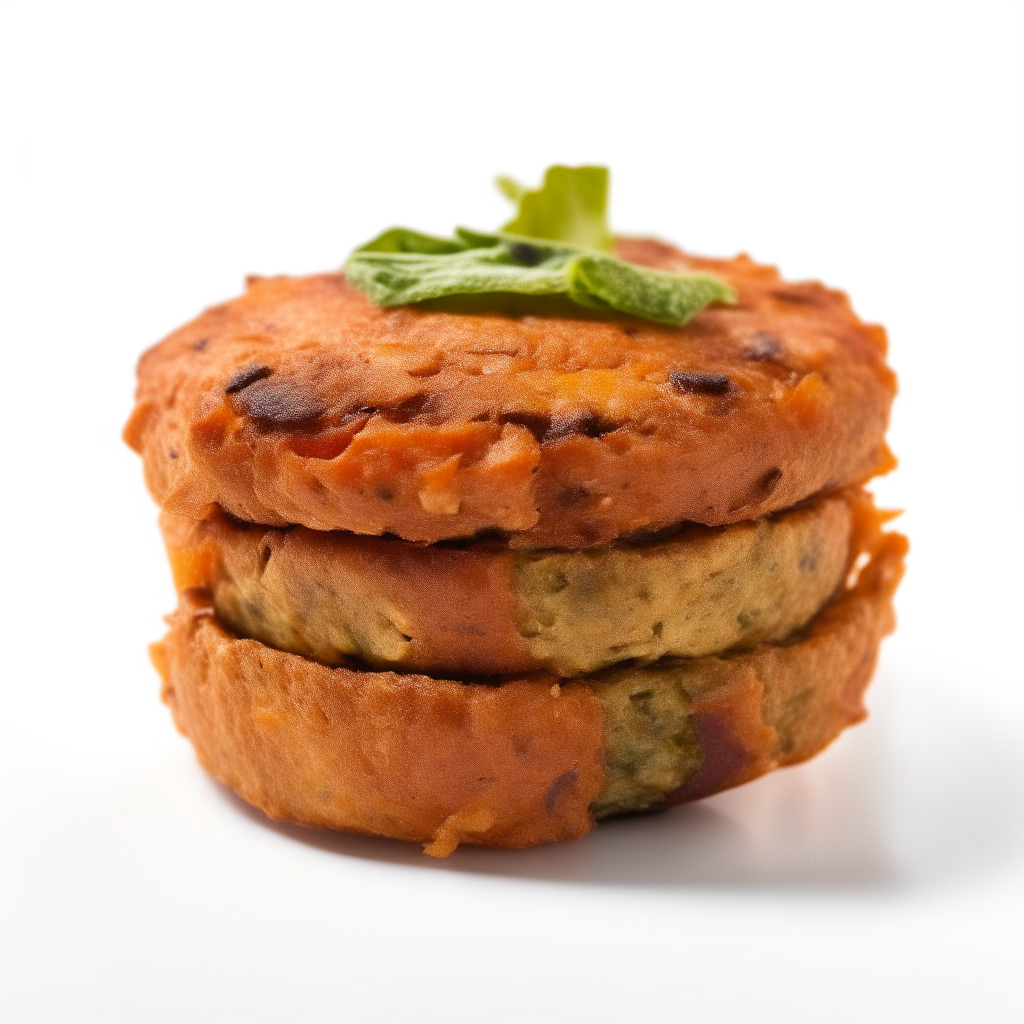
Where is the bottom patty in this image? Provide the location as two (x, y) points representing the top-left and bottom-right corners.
(151, 522), (905, 857)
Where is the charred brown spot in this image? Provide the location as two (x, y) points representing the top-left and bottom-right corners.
(726, 467), (784, 515)
(501, 410), (618, 444)
(338, 406), (379, 426)
(168, 449), (178, 459)
(232, 378), (327, 428)
(545, 411), (619, 442)
(509, 242), (544, 267)
(669, 370), (733, 396)
(380, 393), (433, 422)
(556, 485), (590, 507)
(760, 467), (783, 496)
(500, 412), (551, 442)
(545, 769), (578, 815)
(744, 331), (785, 361)
(258, 544), (272, 574)
(544, 419), (578, 443)
(192, 337), (209, 352)
(225, 363), (273, 394)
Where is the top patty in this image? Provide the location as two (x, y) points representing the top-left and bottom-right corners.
(125, 238), (896, 547)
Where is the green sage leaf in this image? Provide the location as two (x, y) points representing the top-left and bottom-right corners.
(345, 229), (736, 325)
(570, 253), (737, 325)
(357, 227), (469, 255)
(499, 165), (613, 251)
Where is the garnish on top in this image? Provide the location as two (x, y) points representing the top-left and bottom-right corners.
(344, 166), (737, 326)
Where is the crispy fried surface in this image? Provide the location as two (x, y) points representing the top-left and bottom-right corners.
(153, 518), (905, 853)
(126, 239), (896, 547)
(161, 490), (856, 678)
(157, 592), (606, 856)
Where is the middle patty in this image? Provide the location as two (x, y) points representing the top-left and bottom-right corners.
(161, 488), (861, 679)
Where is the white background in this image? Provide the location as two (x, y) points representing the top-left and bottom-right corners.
(2, 2), (1022, 1021)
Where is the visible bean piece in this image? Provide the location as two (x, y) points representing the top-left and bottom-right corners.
(669, 370), (733, 395)
(744, 331), (785, 361)
(225, 363), (273, 394)
(233, 378), (327, 427)
(544, 411), (619, 442)
(500, 412), (551, 442)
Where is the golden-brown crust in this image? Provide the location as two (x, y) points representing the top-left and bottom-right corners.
(126, 239), (896, 547)
(155, 591), (606, 856)
(160, 509), (535, 677)
(160, 488), (855, 678)
(152, 521), (905, 853)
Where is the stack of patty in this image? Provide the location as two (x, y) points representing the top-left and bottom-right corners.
(125, 237), (905, 857)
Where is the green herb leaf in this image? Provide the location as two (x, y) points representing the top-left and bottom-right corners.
(357, 227), (469, 255)
(499, 165), (613, 251)
(346, 230), (736, 325)
(569, 253), (738, 325)
(495, 176), (528, 205)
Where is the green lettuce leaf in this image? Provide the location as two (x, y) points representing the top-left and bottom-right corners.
(345, 229), (736, 325)
(498, 165), (612, 251)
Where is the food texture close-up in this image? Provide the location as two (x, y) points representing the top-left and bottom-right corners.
(125, 166), (907, 856)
